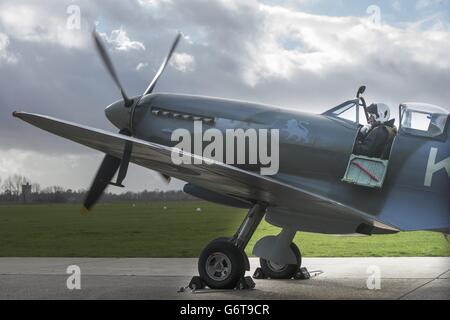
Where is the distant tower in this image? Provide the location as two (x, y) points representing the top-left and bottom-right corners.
(21, 182), (32, 203)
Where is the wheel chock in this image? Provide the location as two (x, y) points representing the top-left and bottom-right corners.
(294, 267), (311, 280)
(252, 267), (267, 279)
(188, 276), (205, 291)
(235, 276), (255, 290)
(180, 275), (255, 293)
(253, 266), (317, 280)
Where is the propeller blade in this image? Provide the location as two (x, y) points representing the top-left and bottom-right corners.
(92, 30), (133, 107)
(143, 33), (182, 96)
(109, 140), (133, 188)
(81, 154), (121, 214)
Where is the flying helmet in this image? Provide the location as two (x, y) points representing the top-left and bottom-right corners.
(367, 103), (390, 124)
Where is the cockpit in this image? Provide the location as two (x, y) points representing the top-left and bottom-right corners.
(324, 86), (448, 189)
(326, 86), (449, 189)
(325, 100), (449, 138)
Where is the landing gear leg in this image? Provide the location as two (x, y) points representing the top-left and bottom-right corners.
(196, 203), (266, 290)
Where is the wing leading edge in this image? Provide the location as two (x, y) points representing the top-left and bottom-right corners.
(13, 112), (398, 233)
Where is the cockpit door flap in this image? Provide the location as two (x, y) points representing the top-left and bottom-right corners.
(342, 155), (388, 188)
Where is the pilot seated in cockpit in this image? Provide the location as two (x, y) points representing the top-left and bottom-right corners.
(354, 103), (397, 160)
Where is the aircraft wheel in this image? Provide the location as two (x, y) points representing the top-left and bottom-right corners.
(259, 243), (301, 279)
(198, 239), (246, 289)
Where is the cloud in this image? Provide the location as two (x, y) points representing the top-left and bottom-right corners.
(0, 2), (88, 49)
(239, 4), (450, 86)
(0, 33), (16, 64)
(393, 0), (402, 11)
(137, 0), (173, 7)
(170, 52), (195, 72)
(136, 62), (148, 71)
(100, 27), (145, 51)
(416, 0), (449, 10)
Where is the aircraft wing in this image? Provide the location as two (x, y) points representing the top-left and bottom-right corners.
(13, 112), (396, 232)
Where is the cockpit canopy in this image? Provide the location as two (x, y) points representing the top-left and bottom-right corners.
(400, 103), (449, 138)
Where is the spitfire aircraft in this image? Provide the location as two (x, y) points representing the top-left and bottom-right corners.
(13, 32), (450, 289)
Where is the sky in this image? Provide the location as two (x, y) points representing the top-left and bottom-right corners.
(0, 0), (449, 192)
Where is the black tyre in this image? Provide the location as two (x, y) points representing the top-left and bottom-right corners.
(259, 243), (302, 279)
(198, 239), (246, 289)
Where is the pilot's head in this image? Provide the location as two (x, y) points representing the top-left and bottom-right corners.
(367, 103), (390, 125)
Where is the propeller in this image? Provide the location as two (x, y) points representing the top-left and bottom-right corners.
(143, 33), (181, 96)
(92, 30), (133, 108)
(81, 154), (121, 214)
(81, 30), (181, 214)
(81, 128), (131, 214)
(129, 32), (182, 131)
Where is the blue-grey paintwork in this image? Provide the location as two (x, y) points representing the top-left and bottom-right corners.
(106, 92), (450, 234)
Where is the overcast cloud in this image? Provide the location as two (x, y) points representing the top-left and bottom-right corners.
(0, 0), (449, 192)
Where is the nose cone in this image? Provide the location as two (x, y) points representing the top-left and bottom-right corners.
(105, 100), (130, 130)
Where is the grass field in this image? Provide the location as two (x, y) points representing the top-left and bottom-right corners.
(0, 201), (448, 257)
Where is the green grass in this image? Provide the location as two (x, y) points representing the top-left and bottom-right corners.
(0, 201), (448, 257)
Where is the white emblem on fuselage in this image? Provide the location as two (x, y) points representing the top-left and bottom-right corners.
(424, 147), (450, 187)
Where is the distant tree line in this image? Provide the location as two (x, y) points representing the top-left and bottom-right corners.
(0, 174), (194, 204)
